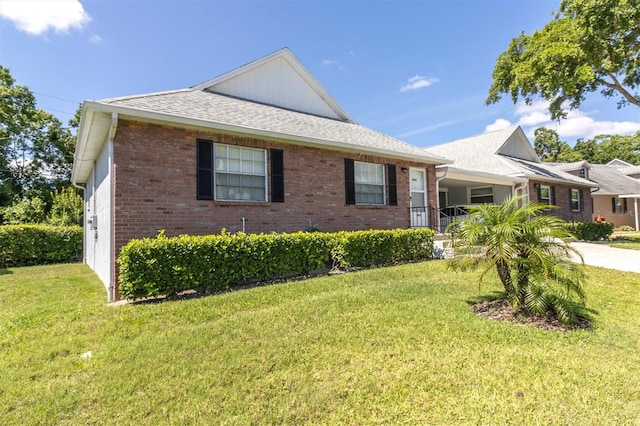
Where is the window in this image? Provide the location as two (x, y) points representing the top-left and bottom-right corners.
(540, 185), (551, 205)
(214, 144), (267, 201)
(579, 167), (587, 179)
(355, 161), (385, 205)
(470, 186), (493, 204)
(571, 189), (581, 211)
(196, 139), (273, 202)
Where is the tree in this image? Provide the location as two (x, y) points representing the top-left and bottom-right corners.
(533, 127), (583, 162)
(48, 187), (83, 226)
(447, 197), (587, 325)
(487, 0), (640, 120)
(0, 65), (75, 206)
(574, 130), (640, 164)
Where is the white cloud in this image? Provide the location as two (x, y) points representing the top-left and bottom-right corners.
(89, 34), (102, 44)
(0, 0), (90, 35)
(322, 59), (337, 67)
(484, 118), (512, 133)
(396, 120), (461, 138)
(489, 101), (640, 141)
(400, 75), (439, 92)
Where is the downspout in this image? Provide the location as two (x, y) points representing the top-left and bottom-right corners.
(72, 181), (86, 263)
(435, 167), (449, 208)
(107, 113), (118, 302)
(513, 182), (527, 204)
(435, 167), (449, 232)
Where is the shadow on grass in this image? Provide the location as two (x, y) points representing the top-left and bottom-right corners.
(466, 291), (598, 332)
(0, 269), (13, 276)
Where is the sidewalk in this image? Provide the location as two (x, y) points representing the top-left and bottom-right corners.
(569, 242), (640, 273)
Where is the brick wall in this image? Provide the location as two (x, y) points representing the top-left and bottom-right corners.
(112, 119), (438, 282)
(528, 180), (593, 222)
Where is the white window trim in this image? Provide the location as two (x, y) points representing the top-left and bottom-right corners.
(355, 161), (386, 205)
(213, 143), (268, 202)
(571, 188), (581, 211)
(540, 184), (551, 205)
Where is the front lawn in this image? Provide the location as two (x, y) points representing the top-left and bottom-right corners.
(1, 262), (639, 424)
(607, 231), (640, 251)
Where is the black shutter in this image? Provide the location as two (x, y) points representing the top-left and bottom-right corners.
(270, 149), (284, 203)
(623, 198), (628, 213)
(550, 186), (556, 205)
(579, 189), (584, 211)
(535, 183), (541, 202)
(345, 158), (355, 205)
(387, 164), (397, 206)
(196, 139), (213, 200)
(612, 197), (616, 214)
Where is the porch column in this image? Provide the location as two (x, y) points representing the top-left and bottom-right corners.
(635, 198), (639, 232)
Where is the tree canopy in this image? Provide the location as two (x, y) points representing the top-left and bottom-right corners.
(533, 127), (640, 164)
(487, 0), (640, 120)
(0, 65), (76, 206)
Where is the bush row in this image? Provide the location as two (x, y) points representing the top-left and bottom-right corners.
(118, 228), (437, 300)
(566, 221), (615, 241)
(0, 225), (83, 268)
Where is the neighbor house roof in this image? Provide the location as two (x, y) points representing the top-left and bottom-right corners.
(72, 48), (449, 185)
(425, 126), (596, 188)
(582, 164), (640, 196)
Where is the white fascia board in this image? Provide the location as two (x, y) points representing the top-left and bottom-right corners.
(82, 101), (450, 165)
(439, 166), (527, 185)
(71, 106), (112, 184)
(619, 194), (640, 198)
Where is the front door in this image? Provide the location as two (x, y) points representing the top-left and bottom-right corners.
(410, 168), (428, 228)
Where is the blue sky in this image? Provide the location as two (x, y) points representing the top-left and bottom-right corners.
(1, 0), (639, 148)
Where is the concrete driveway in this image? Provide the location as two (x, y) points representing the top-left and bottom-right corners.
(569, 242), (640, 273)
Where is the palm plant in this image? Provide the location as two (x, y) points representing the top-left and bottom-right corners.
(447, 196), (586, 325)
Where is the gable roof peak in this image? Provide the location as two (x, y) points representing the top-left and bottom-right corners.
(192, 47), (355, 123)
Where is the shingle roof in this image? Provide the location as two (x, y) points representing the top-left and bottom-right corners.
(425, 126), (595, 187)
(99, 89), (448, 163)
(586, 164), (640, 195)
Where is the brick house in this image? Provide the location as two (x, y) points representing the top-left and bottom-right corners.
(71, 48), (449, 301)
(550, 160), (640, 230)
(424, 126), (597, 230)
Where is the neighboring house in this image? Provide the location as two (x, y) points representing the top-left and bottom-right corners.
(71, 48), (449, 301)
(550, 160), (640, 231)
(424, 126), (597, 230)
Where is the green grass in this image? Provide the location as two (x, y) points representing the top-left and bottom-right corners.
(2, 262), (640, 424)
(607, 231), (640, 251)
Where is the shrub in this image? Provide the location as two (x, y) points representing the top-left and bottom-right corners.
(566, 221), (615, 241)
(2, 197), (47, 225)
(614, 225), (634, 232)
(118, 228), (436, 300)
(0, 225), (82, 268)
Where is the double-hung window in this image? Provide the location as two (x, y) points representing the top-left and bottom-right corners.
(214, 144), (267, 201)
(570, 189), (581, 211)
(354, 161), (385, 205)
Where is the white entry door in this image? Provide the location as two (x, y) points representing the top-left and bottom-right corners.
(410, 168), (428, 228)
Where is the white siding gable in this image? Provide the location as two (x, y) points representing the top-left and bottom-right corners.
(496, 128), (540, 162)
(196, 48), (353, 122)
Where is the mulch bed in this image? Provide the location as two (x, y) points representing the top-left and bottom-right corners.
(472, 299), (591, 332)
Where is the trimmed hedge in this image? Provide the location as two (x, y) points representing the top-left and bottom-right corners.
(0, 225), (83, 268)
(566, 221), (615, 241)
(118, 228), (436, 300)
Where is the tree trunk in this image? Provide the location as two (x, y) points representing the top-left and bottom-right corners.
(496, 260), (515, 297)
